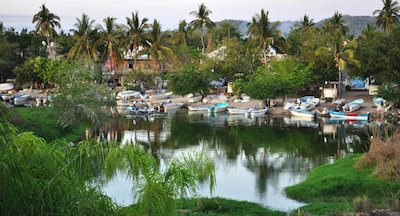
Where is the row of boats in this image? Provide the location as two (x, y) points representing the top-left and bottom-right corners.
(188, 102), (269, 118)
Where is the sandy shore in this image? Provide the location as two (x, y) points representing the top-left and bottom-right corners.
(164, 90), (379, 117)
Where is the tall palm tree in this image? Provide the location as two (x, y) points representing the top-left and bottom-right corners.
(373, 0), (400, 32)
(32, 4), (61, 59)
(173, 20), (188, 46)
(300, 14), (315, 28)
(189, 3), (215, 53)
(246, 9), (282, 66)
(125, 11), (149, 70)
(98, 16), (124, 71)
(359, 23), (378, 41)
(146, 19), (173, 73)
(68, 13), (99, 61)
(326, 12), (349, 36)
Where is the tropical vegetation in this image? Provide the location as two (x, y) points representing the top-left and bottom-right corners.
(1, 1), (400, 215)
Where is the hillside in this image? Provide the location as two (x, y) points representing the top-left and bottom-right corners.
(217, 15), (376, 37)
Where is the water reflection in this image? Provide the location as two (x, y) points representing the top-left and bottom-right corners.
(83, 109), (382, 212)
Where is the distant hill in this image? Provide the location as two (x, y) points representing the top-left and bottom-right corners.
(217, 15), (376, 38)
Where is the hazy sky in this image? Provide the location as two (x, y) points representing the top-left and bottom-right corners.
(1, 0), (384, 32)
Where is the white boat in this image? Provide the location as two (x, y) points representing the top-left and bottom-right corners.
(158, 100), (184, 112)
(245, 107), (269, 118)
(187, 105), (212, 111)
(1, 93), (13, 102)
(0, 83), (14, 92)
(342, 99), (364, 112)
(147, 91), (173, 101)
(288, 107), (318, 118)
(284, 96), (319, 111)
(187, 95), (203, 103)
(13, 93), (31, 106)
(116, 90), (140, 100)
(372, 97), (386, 107)
(227, 108), (251, 115)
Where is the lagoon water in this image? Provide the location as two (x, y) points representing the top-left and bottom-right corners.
(86, 109), (374, 212)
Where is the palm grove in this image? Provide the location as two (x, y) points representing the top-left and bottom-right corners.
(1, 0), (400, 215)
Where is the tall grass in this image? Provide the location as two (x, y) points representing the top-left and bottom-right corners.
(355, 129), (400, 180)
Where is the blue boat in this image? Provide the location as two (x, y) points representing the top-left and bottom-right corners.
(328, 110), (369, 120)
(208, 102), (229, 113)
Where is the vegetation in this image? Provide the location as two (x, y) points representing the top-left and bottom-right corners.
(2, 1), (400, 215)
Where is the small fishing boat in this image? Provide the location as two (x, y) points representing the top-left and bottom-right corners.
(208, 102), (229, 113)
(288, 107), (318, 118)
(245, 107), (269, 118)
(227, 108), (251, 115)
(372, 97), (386, 107)
(187, 105), (212, 111)
(342, 99), (364, 112)
(158, 100), (184, 112)
(328, 110), (369, 120)
(13, 93), (31, 106)
(116, 90), (140, 100)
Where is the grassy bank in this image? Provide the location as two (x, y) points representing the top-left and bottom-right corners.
(286, 154), (400, 215)
(7, 106), (88, 143)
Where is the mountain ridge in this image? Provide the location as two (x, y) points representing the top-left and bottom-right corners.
(217, 15), (376, 37)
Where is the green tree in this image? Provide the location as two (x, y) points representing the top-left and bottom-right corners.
(68, 13), (99, 61)
(98, 16), (124, 71)
(125, 11), (149, 70)
(189, 3), (215, 52)
(32, 4), (60, 59)
(373, 0), (400, 32)
(246, 9), (283, 66)
(167, 64), (211, 96)
(146, 19), (173, 73)
(173, 20), (188, 46)
(300, 14), (315, 28)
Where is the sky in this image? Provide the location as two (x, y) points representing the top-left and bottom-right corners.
(1, 0), (384, 32)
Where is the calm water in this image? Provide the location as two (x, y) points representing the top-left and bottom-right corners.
(84, 109), (374, 212)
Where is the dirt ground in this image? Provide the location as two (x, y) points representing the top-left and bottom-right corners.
(168, 90), (377, 116)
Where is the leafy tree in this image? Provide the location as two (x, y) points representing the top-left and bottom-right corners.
(68, 13), (99, 61)
(189, 3), (215, 52)
(167, 64), (212, 96)
(244, 58), (314, 100)
(373, 0), (400, 32)
(300, 14), (315, 28)
(32, 4), (60, 59)
(246, 9), (283, 66)
(0, 34), (19, 80)
(125, 11), (149, 70)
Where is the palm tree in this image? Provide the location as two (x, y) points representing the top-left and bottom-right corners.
(359, 23), (378, 41)
(325, 12), (349, 35)
(189, 3), (215, 53)
(125, 11), (149, 70)
(300, 14), (315, 28)
(173, 20), (188, 46)
(98, 16), (124, 72)
(146, 20), (173, 73)
(32, 4), (61, 59)
(68, 13), (99, 61)
(373, 0), (400, 32)
(246, 9), (282, 66)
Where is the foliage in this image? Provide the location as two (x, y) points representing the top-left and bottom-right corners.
(376, 84), (400, 105)
(9, 106), (88, 142)
(354, 27), (400, 83)
(50, 82), (116, 128)
(0, 110), (119, 215)
(167, 64), (213, 96)
(244, 59), (314, 100)
(355, 130), (400, 180)
(0, 33), (20, 80)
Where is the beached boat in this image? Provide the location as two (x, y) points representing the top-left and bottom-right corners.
(187, 105), (212, 111)
(0, 83), (14, 92)
(208, 102), (229, 113)
(245, 107), (269, 118)
(284, 96), (319, 111)
(116, 90), (140, 100)
(13, 93), (31, 106)
(328, 110), (369, 120)
(147, 91), (173, 101)
(372, 97), (386, 107)
(342, 99), (364, 112)
(227, 108), (251, 115)
(158, 100), (184, 112)
(288, 107), (318, 118)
